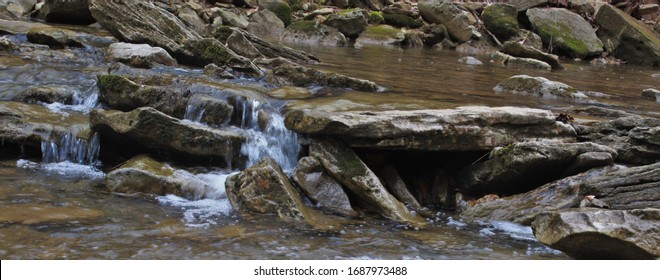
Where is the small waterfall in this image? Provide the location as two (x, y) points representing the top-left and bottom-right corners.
(44, 84), (99, 113)
(240, 113), (300, 171)
(41, 130), (101, 165)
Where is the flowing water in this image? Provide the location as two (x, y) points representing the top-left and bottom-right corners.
(1, 33), (658, 259)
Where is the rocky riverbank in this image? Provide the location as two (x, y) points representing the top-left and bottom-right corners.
(1, 0), (659, 259)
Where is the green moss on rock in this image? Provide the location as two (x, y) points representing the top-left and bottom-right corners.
(98, 74), (139, 93)
(185, 38), (232, 65)
(365, 25), (404, 39)
(482, 4), (519, 41)
(273, 2), (292, 27)
(287, 20), (318, 33)
(382, 13), (423, 29)
(368, 11), (384, 25)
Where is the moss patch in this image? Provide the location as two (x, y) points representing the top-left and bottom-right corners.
(364, 25), (404, 39)
(273, 2), (292, 27)
(537, 22), (591, 58)
(383, 13), (423, 29)
(287, 20), (318, 34)
(185, 39), (232, 65)
(482, 4), (519, 41)
(368, 11), (384, 25)
(98, 75), (139, 93)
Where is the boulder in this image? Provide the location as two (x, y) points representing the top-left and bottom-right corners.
(421, 24), (450, 47)
(267, 62), (379, 92)
(526, 8), (603, 58)
(507, 29), (544, 50)
(0, 101), (92, 149)
(217, 8), (249, 29)
(508, 0), (547, 12)
(505, 56), (552, 71)
(258, 0), (292, 26)
(595, 4), (660, 67)
(90, 107), (245, 163)
(502, 41), (564, 69)
(292, 156), (357, 217)
(325, 8), (368, 38)
(482, 4), (519, 42)
(226, 157), (338, 230)
(88, 0), (257, 72)
(177, 6), (207, 35)
(355, 25), (405, 47)
(105, 155), (219, 199)
(641, 88), (659, 101)
(280, 20), (347, 47)
(418, 0), (481, 43)
(460, 163), (660, 225)
(309, 138), (427, 227)
(382, 13), (423, 29)
(0, 0), (36, 18)
(247, 9), (285, 40)
(184, 93), (234, 126)
(532, 208), (660, 259)
(577, 116), (660, 164)
(26, 27), (84, 49)
(96, 74), (188, 117)
(35, 0), (94, 25)
(494, 75), (591, 101)
(107, 42), (177, 68)
(226, 31), (262, 59)
(14, 85), (75, 104)
(457, 142), (617, 196)
(284, 106), (576, 151)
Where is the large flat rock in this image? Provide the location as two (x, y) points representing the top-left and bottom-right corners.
(285, 106), (576, 151)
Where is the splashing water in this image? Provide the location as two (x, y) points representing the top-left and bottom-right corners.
(44, 84), (100, 114)
(41, 131), (100, 165)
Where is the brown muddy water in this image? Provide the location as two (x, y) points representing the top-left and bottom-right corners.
(1, 37), (658, 259)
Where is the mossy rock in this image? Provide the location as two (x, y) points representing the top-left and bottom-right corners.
(286, 0), (303, 11)
(368, 11), (384, 25)
(482, 4), (519, 41)
(527, 8), (603, 58)
(287, 20), (318, 34)
(382, 13), (423, 29)
(356, 25), (405, 46)
(98, 74), (140, 94)
(184, 38), (233, 65)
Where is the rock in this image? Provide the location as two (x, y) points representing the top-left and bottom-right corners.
(502, 41), (564, 69)
(508, 0), (547, 12)
(231, 29), (319, 64)
(26, 27), (84, 49)
(579, 163), (660, 210)
(506, 56), (551, 71)
(1, 0), (36, 18)
(457, 142), (617, 196)
(89, 0), (256, 72)
(418, 0), (481, 43)
(641, 88), (659, 101)
(96, 74), (188, 117)
(460, 163), (659, 225)
(184, 93), (234, 126)
(292, 156), (357, 217)
(90, 107), (245, 163)
(247, 9), (285, 40)
(568, 106), (635, 119)
(105, 155), (219, 199)
(0, 18), (49, 34)
(0, 101), (92, 149)
(226, 31), (262, 59)
(107, 42), (177, 68)
(482, 4), (519, 41)
(14, 85), (75, 104)
(494, 75), (591, 102)
(217, 8), (249, 29)
(421, 24), (449, 46)
(377, 165), (423, 211)
(285, 106), (576, 151)
(458, 56), (482, 65)
(563, 152), (614, 176)
(35, 0), (94, 25)
(402, 31), (425, 48)
(226, 157), (338, 230)
(203, 63), (235, 79)
(0, 203), (102, 225)
(532, 208), (660, 259)
(508, 29), (544, 50)
(267, 86), (313, 100)
(268, 62), (379, 92)
(280, 20), (347, 47)
(595, 4), (660, 67)
(326, 8), (368, 38)
(309, 138), (427, 227)
(382, 13), (423, 29)
(0, 35), (17, 52)
(577, 116), (660, 164)
(355, 24), (405, 47)
(177, 6), (207, 35)
(526, 8), (603, 58)
(258, 0), (292, 26)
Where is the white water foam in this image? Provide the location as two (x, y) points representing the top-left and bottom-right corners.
(485, 221), (537, 242)
(16, 159), (105, 179)
(44, 84), (99, 114)
(156, 171), (236, 228)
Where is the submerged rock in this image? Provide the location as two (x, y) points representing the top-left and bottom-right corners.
(494, 75), (590, 101)
(0, 203), (102, 225)
(526, 8), (603, 58)
(502, 41), (563, 69)
(267, 62), (379, 92)
(26, 27), (84, 49)
(505, 56), (551, 71)
(532, 208), (660, 259)
(90, 107), (245, 164)
(460, 163), (660, 225)
(107, 42), (177, 68)
(14, 85), (75, 105)
(641, 88), (659, 102)
(226, 157), (339, 230)
(285, 106), (576, 151)
(457, 142), (617, 196)
(577, 116), (660, 164)
(105, 155), (219, 199)
(310, 138), (427, 227)
(355, 24), (405, 47)
(595, 4), (660, 67)
(292, 156), (357, 217)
